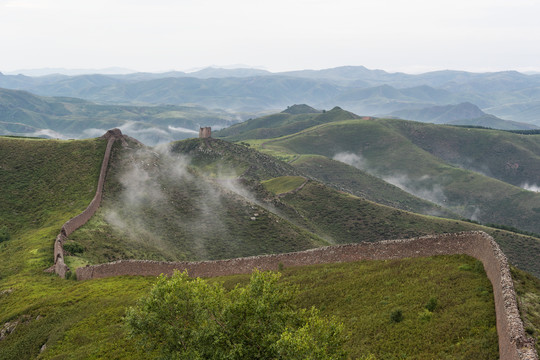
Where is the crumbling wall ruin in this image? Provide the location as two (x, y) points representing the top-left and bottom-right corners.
(52, 129), (124, 278)
(76, 231), (537, 360)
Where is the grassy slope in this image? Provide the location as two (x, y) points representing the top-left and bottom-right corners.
(0, 135), (537, 359)
(273, 180), (540, 277)
(512, 267), (540, 354)
(68, 140), (326, 265)
(0, 88), (236, 139)
(379, 119), (540, 187)
(218, 256), (498, 360)
(0, 136), (106, 278)
(214, 106), (358, 141)
(290, 154), (457, 218)
(74, 137), (540, 278)
(262, 176), (306, 195)
(257, 119), (540, 235)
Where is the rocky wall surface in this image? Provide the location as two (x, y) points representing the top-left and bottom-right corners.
(76, 231), (537, 360)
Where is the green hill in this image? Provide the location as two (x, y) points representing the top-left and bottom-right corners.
(0, 87), (238, 145)
(1, 135), (540, 358)
(246, 118), (540, 237)
(379, 118), (540, 187)
(388, 102), (538, 130)
(66, 140), (324, 265)
(290, 154), (457, 218)
(60, 138), (540, 279)
(214, 106), (358, 141)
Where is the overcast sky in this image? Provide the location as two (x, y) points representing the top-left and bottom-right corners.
(1, 0), (539, 74)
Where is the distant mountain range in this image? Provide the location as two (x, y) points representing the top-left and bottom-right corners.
(0, 88), (243, 145)
(1, 66), (540, 126)
(388, 102), (538, 130)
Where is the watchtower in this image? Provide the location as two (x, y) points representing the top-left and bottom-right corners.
(199, 127), (211, 138)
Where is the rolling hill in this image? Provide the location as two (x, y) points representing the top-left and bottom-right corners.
(0, 87), (241, 145)
(389, 102), (539, 130)
(4, 134), (535, 358)
(3, 66), (540, 126)
(51, 136), (540, 281)
(233, 115), (540, 236)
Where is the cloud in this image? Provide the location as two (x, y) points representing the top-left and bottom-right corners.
(168, 125), (198, 134)
(381, 174), (448, 206)
(31, 128), (68, 139)
(521, 182), (540, 192)
(333, 152), (366, 170)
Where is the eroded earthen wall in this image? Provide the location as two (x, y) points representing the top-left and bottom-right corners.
(76, 231), (538, 360)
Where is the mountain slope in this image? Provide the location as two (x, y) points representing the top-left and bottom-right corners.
(389, 102), (538, 130)
(0, 87), (239, 144)
(0, 134), (538, 358)
(246, 118), (540, 236)
(214, 106), (358, 141)
(289, 154), (457, 218)
(3, 66), (540, 126)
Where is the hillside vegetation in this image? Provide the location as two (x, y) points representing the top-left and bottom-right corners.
(67, 139), (326, 265)
(388, 102), (538, 130)
(0, 88), (239, 145)
(240, 115), (540, 236)
(63, 137), (540, 279)
(0, 135), (539, 358)
(214, 105), (358, 141)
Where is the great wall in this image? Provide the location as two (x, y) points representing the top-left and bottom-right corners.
(51, 128), (125, 278)
(50, 129), (538, 360)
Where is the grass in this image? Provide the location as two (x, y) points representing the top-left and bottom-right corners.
(0, 134), (535, 359)
(0, 136), (106, 235)
(215, 255), (498, 360)
(289, 154), (457, 218)
(0, 136), (106, 279)
(512, 266), (540, 354)
(0, 255), (499, 359)
(68, 142), (326, 266)
(261, 176), (306, 195)
(233, 116), (540, 233)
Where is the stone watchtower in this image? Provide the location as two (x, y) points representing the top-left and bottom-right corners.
(199, 127), (211, 138)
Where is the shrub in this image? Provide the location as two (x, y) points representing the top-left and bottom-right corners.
(390, 309), (403, 323)
(418, 309), (433, 322)
(63, 241), (85, 254)
(125, 270), (348, 359)
(425, 297), (438, 312)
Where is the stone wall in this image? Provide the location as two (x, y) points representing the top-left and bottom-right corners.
(52, 129), (124, 278)
(76, 231), (537, 360)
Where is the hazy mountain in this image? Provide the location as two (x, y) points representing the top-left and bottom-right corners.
(0, 87), (243, 144)
(187, 67), (273, 78)
(388, 102), (539, 130)
(4, 67), (137, 76)
(2, 66), (540, 125)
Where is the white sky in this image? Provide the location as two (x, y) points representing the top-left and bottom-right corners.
(1, 0), (539, 74)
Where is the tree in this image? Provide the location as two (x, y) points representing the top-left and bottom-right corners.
(125, 270), (348, 360)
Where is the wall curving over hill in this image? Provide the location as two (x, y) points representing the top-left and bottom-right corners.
(76, 231), (537, 360)
(52, 128), (125, 278)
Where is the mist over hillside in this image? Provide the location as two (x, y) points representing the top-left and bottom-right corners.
(0, 88), (248, 145)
